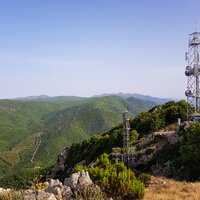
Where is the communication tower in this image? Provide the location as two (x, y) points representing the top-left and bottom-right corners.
(122, 111), (130, 166)
(185, 32), (200, 120)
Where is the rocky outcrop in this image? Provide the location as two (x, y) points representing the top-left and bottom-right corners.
(23, 170), (97, 200)
(0, 169), (102, 200)
(64, 170), (93, 190)
(48, 148), (69, 178)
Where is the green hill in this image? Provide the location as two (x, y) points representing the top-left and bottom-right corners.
(48, 100), (188, 181)
(0, 95), (155, 186)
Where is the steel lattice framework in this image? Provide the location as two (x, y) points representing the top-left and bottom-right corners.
(185, 32), (200, 120)
(122, 111), (130, 166)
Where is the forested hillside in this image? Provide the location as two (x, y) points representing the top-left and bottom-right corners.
(50, 100), (190, 181)
(0, 95), (155, 187)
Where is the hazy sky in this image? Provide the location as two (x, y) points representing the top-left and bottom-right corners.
(0, 0), (199, 99)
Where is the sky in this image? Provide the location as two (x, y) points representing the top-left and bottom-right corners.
(0, 0), (199, 99)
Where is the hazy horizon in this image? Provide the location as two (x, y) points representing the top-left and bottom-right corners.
(0, 92), (182, 101)
(0, 0), (199, 99)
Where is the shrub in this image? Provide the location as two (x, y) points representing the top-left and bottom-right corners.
(139, 173), (151, 187)
(74, 184), (105, 200)
(179, 122), (200, 181)
(84, 153), (144, 200)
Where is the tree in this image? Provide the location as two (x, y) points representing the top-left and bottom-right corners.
(179, 122), (200, 181)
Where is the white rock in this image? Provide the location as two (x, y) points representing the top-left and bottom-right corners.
(37, 190), (56, 200)
(53, 186), (62, 196)
(24, 195), (36, 200)
(62, 186), (74, 199)
(78, 171), (93, 187)
(0, 187), (11, 194)
(47, 194), (57, 200)
(49, 179), (63, 188)
(47, 179), (63, 193)
(24, 189), (36, 200)
(64, 172), (80, 189)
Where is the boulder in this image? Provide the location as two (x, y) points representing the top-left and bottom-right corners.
(47, 179), (63, 193)
(64, 170), (93, 190)
(64, 172), (80, 189)
(24, 189), (36, 200)
(37, 190), (56, 200)
(78, 170), (93, 187)
(0, 188), (11, 194)
(53, 186), (62, 196)
(62, 186), (74, 199)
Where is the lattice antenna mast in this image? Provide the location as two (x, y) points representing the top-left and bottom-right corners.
(122, 111), (130, 166)
(185, 32), (200, 120)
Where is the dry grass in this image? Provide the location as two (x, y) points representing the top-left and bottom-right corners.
(144, 176), (200, 200)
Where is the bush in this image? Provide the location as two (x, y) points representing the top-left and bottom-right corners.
(83, 153), (144, 200)
(74, 184), (105, 200)
(179, 122), (200, 181)
(0, 167), (46, 189)
(139, 173), (151, 187)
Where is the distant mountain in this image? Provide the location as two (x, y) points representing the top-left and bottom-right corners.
(15, 95), (86, 102)
(14, 93), (171, 105)
(93, 93), (171, 105)
(0, 95), (155, 181)
(15, 95), (50, 100)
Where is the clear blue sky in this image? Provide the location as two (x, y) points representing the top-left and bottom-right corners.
(0, 0), (199, 99)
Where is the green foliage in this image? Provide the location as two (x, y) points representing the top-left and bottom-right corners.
(129, 130), (139, 145)
(73, 165), (88, 173)
(131, 100), (188, 136)
(86, 154), (144, 200)
(74, 185), (106, 200)
(131, 112), (164, 136)
(0, 167), (48, 189)
(138, 173), (151, 186)
(64, 128), (122, 174)
(179, 122), (200, 181)
(0, 96), (154, 188)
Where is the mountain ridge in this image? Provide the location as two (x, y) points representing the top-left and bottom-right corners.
(7, 93), (172, 105)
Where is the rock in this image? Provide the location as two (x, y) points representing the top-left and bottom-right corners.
(0, 187), (11, 194)
(24, 189), (37, 200)
(62, 186), (74, 199)
(37, 190), (56, 200)
(53, 186), (62, 196)
(64, 172), (80, 189)
(47, 194), (57, 200)
(78, 170), (93, 187)
(47, 179), (63, 193)
(64, 170), (93, 190)
(48, 148), (69, 178)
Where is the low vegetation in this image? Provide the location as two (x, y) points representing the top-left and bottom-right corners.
(75, 153), (144, 200)
(144, 176), (200, 200)
(0, 190), (24, 200)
